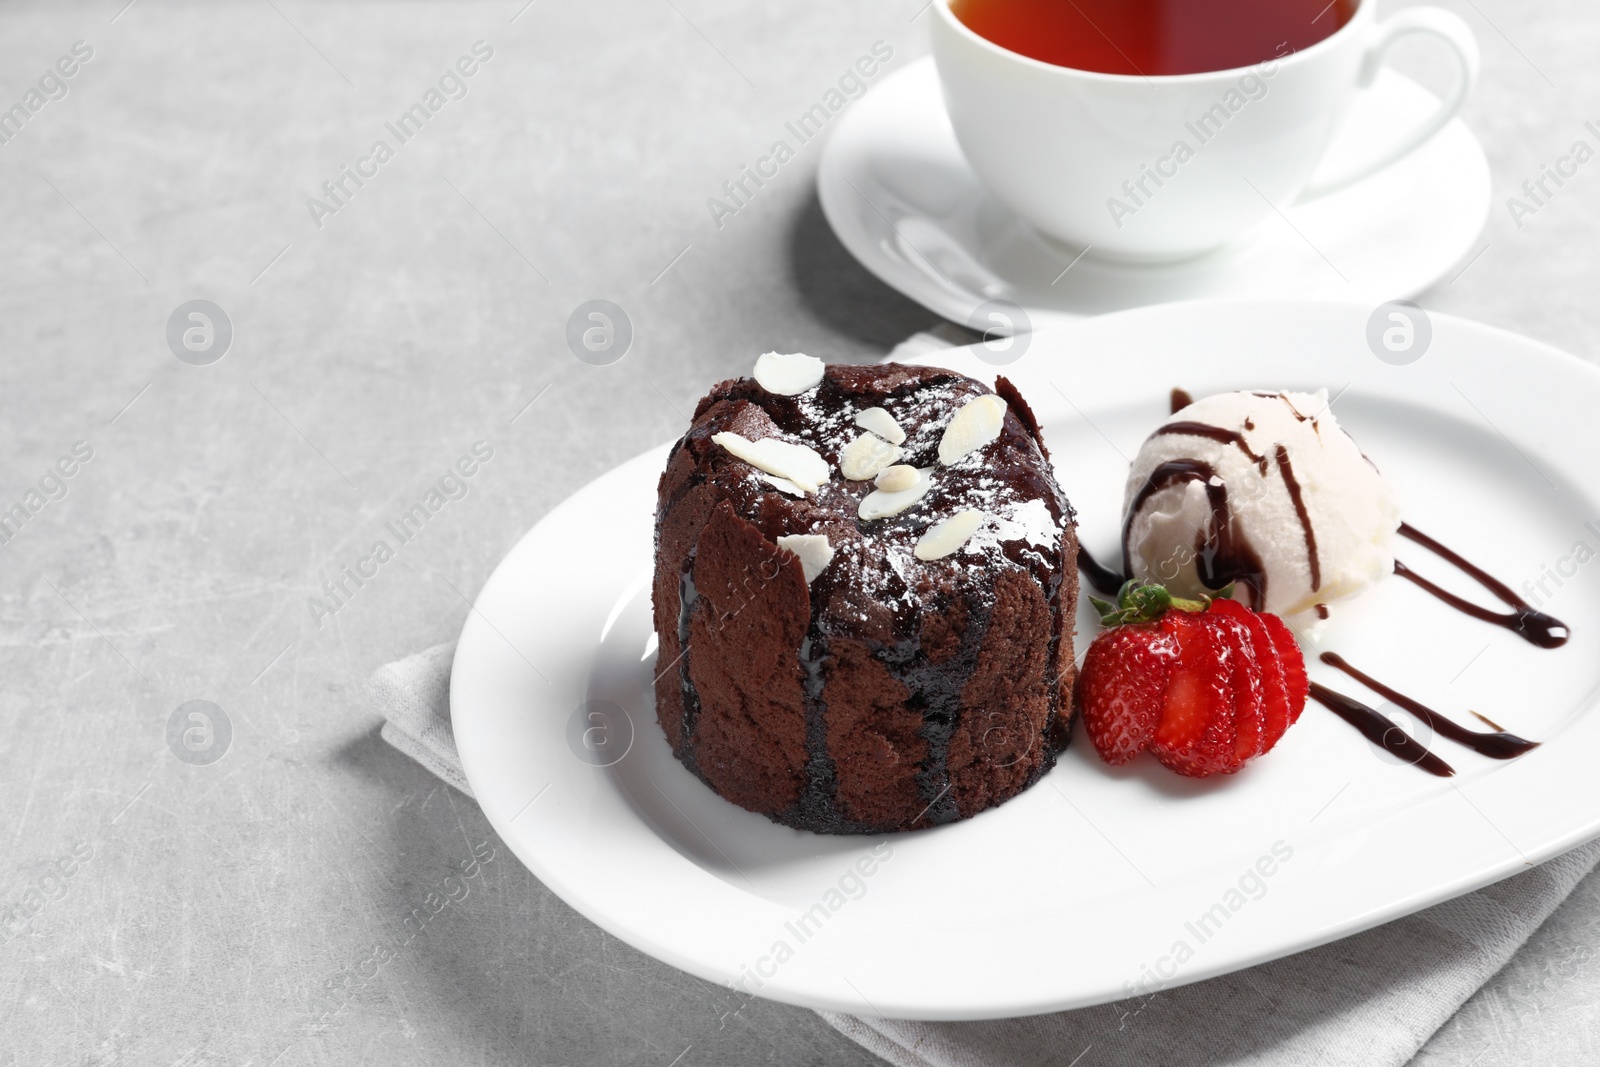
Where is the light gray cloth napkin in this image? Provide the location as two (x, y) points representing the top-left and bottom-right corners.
(366, 330), (1600, 1065)
(370, 641), (474, 797)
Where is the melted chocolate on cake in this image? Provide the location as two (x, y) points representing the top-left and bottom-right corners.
(651, 363), (1079, 833)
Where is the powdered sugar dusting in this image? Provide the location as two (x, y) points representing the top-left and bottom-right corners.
(684, 365), (1073, 641)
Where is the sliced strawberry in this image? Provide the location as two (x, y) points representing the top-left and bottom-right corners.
(1150, 609), (1238, 777)
(1077, 623), (1176, 764)
(1259, 611), (1309, 724)
(1214, 598), (1292, 750)
(1076, 581), (1307, 778)
(1208, 599), (1272, 760)
(1222, 616), (1265, 765)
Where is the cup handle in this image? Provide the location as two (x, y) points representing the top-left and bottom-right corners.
(1297, 7), (1479, 201)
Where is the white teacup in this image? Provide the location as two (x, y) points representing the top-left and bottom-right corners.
(930, 0), (1479, 262)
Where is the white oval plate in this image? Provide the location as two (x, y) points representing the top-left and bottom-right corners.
(453, 300), (1600, 1020)
(817, 58), (1491, 332)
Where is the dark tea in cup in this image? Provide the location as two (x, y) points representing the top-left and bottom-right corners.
(950, 0), (1361, 76)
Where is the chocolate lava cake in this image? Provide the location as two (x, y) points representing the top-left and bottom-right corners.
(652, 355), (1078, 834)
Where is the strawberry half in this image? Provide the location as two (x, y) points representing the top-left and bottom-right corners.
(1075, 582), (1308, 778)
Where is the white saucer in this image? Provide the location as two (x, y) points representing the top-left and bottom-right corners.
(453, 300), (1600, 1020)
(818, 58), (1491, 331)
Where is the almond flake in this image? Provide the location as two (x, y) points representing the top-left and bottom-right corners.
(858, 466), (935, 520)
(713, 431), (829, 494)
(937, 394), (1007, 465)
(839, 433), (903, 481)
(874, 464), (919, 492)
(853, 406), (906, 445)
(758, 473), (806, 497)
(915, 510), (987, 561)
(753, 351), (825, 396)
(775, 534), (834, 583)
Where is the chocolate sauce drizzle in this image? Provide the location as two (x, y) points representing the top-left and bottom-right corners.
(1308, 682), (1456, 777)
(1253, 391), (1315, 424)
(1077, 544), (1128, 597)
(1394, 523), (1570, 648)
(795, 630), (848, 828)
(1320, 652), (1538, 760)
(1092, 394), (1304, 606)
(1309, 521), (1563, 771)
(1120, 459), (1267, 609)
(1274, 445), (1320, 592)
(1154, 421), (1269, 475)
(673, 563), (705, 775)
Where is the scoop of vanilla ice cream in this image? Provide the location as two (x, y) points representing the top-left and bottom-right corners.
(1121, 390), (1400, 625)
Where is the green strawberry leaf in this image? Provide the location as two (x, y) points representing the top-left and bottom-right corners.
(1094, 580), (1214, 627)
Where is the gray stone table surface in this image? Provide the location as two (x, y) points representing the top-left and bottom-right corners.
(2, 0), (1598, 1064)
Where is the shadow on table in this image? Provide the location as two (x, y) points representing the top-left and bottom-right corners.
(787, 189), (938, 352)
